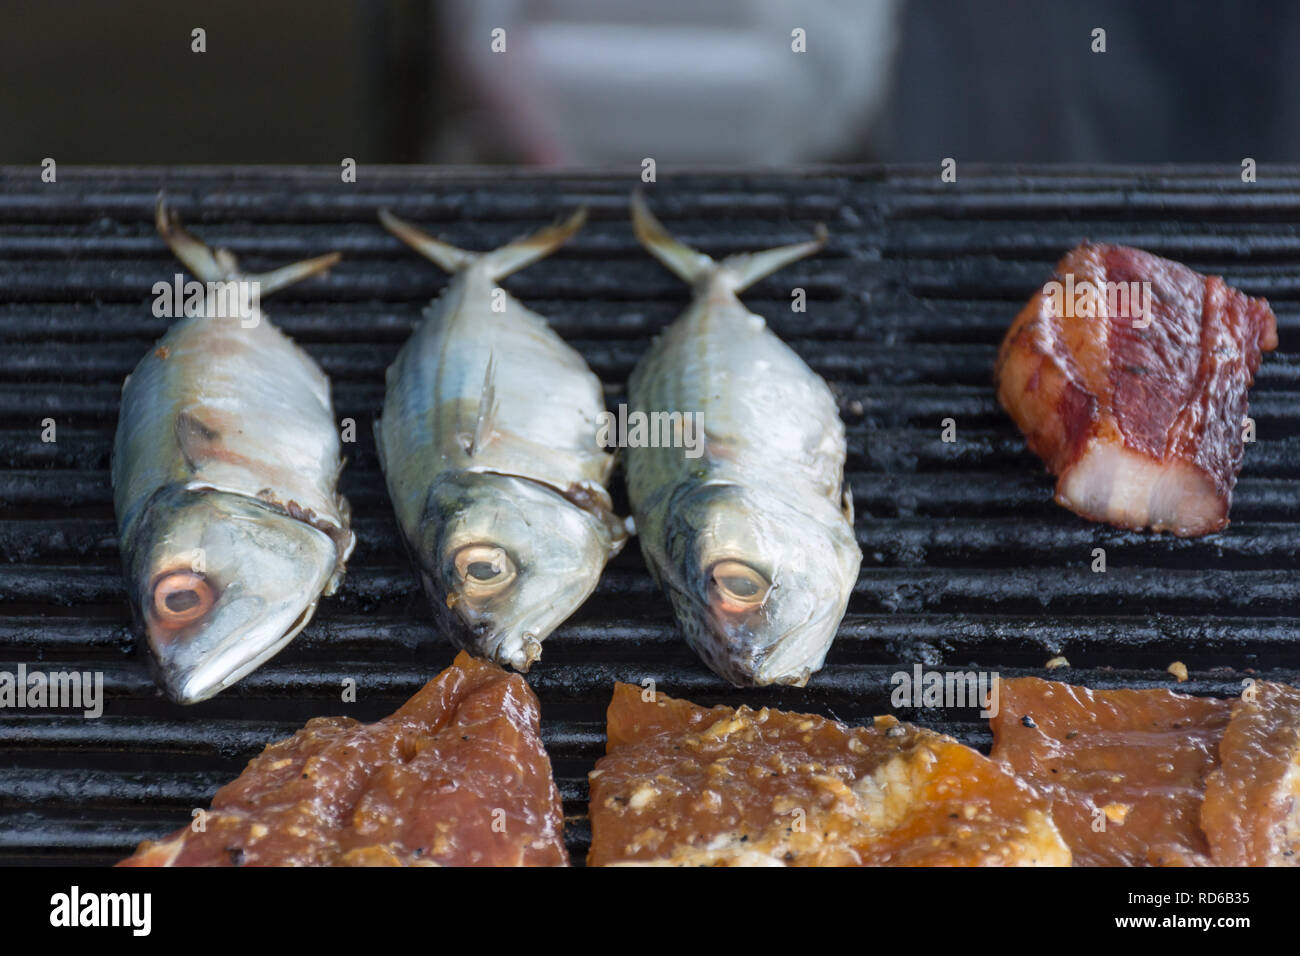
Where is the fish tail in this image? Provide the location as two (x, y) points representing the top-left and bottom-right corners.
(379, 207), (586, 281)
(156, 194), (341, 294)
(630, 190), (827, 293)
(630, 190), (716, 285)
(378, 209), (479, 273)
(718, 225), (827, 293)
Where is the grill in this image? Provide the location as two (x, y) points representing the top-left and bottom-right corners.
(1, 164), (1299, 866)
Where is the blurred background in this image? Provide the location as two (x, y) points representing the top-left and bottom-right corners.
(1, 0), (1297, 166)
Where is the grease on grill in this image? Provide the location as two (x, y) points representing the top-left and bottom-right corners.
(2, 168), (1300, 864)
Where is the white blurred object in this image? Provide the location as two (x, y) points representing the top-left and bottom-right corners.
(442, 0), (901, 165)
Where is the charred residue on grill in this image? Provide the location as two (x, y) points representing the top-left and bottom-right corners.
(0, 166), (1298, 864)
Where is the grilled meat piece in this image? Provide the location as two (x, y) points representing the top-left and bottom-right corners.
(119, 652), (568, 866)
(587, 683), (1069, 866)
(989, 677), (1231, 866)
(996, 243), (1277, 536)
(1202, 680), (1300, 866)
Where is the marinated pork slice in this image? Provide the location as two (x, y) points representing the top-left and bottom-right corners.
(996, 243), (1277, 536)
(587, 683), (1070, 866)
(119, 652), (568, 866)
(989, 677), (1231, 866)
(1202, 680), (1300, 866)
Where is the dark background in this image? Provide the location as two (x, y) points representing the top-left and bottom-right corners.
(1, 0), (1296, 166)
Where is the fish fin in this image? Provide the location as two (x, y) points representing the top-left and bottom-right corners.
(325, 524), (357, 594)
(175, 411), (221, 470)
(480, 207), (586, 281)
(604, 515), (630, 557)
(468, 354), (498, 457)
(156, 195), (234, 281)
(719, 223), (827, 293)
(630, 190), (716, 285)
(246, 252), (343, 296)
(630, 190), (826, 293)
(554, 480), (632, 557)
(156, 194), (341, 294)
(380, 207), (586, 281)
(379, 209), (480, 273)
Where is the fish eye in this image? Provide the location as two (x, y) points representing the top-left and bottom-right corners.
(708, 560), (771, 613)
(151, 570), (216, 629)
(453, 544), (517, 600)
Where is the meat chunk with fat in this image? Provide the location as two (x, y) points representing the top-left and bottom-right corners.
(587, 683), (1070, 866)
(118, 652), (568, 866)
(989, 677), (1231, 866)
(996, 243), (1277, 535)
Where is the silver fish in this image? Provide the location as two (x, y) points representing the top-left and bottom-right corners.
(112, 200), (354, 704)
(625, 194), (861, 687)
(376, 208), (627, 670)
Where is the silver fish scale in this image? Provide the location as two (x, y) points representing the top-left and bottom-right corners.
(376, 225), (625, 673)
(627, 290), (847, 519)
(379, 268), (614, 534)
(626, 266), (860, 687)
(112, 312), (351, 565)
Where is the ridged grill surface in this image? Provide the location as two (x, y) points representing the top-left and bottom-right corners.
(1, 165), (1298, 865)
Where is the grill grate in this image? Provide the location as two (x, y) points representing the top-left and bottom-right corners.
(1, 165), (1299, 865)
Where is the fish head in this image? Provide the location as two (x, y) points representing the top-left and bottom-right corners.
(655, 481), (860, 686)
(122, 487), (336, 704)
(415, 472), (616, 671)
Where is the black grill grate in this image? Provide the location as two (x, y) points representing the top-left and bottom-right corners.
(1, 165), (1298, 865)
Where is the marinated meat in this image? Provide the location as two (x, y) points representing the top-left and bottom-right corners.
(996, 243), (1277, 536)
(119, 652), (568, 866)
(1202, 680), (1300, 866)
(588, 683), (1070, 866)
(989, 677), (1231, 866)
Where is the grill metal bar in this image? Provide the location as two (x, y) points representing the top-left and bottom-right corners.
(1, 165), (1298, 865)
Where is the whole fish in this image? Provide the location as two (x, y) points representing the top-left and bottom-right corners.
(376, 208), (626, 670)
(112, 200), (354, 704)
(625, 194), (860, 686)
